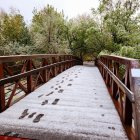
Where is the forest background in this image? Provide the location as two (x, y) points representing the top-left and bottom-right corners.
(0, 0), (140, 60)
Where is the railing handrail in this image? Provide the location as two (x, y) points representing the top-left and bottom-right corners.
(0, 59), (75, 86)
(0, 54), (79, 63)
(0, 54), (83, 112)
(98, 60), (135, 102)
(97, 55), (140, 140)
(101, 55), (138, 60)
(100, 55), (139, 68)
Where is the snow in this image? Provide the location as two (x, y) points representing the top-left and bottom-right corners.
(131, 68), (140, 77)
(0, 66), (128, 140)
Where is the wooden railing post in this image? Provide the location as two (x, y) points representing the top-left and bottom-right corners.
(64, 56), (67, 70)
(27, 60), (32, 94)
(42, 58), (48, 83)
(52, 57), (57, 77)
(0, 64), (5, 112)
(108, 60), (113, 87)
(64, 56), (67, 69)
(131, 69), (140, 140)
(69, 56), (72, 67)
(112, 62), (119, 99)
(106, 59), (110, 86)
(58, 56), (62, 73)
(123, 68), (132, 125)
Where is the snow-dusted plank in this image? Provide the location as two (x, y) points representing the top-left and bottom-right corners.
(0, 66), (128, 140)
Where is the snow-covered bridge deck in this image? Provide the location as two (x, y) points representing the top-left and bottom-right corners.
(0, 66), (128, 140)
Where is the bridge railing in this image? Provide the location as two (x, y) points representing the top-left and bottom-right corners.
(0, 54), (82, 112)
(97, 55), (140, 140)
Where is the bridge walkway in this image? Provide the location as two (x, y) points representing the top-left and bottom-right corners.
(0, 65), (128, 140)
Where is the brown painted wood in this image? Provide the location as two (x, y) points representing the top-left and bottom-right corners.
(100, 55), (139, 67)
(0, 64), (5, 112)
(123, 96), (132, 126)
(98, 60), (134, 102)
(97, 55), (140, 140)
(131, 75), (140, 140)
(52, 57), (57, 77)
(0, 54), (75, 63)
(27, 60), (32, 94)
(123, 69), (132, 126)
(42, 58), (48, 83)
(3, 63), (27, 93)
(0, 54), (82, 112)
(6, 82), (18, 107)
(112, 62), (119, 99)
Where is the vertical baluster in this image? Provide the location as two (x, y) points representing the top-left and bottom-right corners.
(65, 56), (68, 69)
(106, 60), (111, 87)
(27, 60), (32, 94)
(71, 56), (74, 67)
(105, 59), (109, 85)
(112, 62), (119, 98)
(52, 57), (57, 77)
(0, 63), (5, 112)
(108, 60), (113, 87)
(64, 55), (67, 70)
(47, 58), (51, 81)
(123, 68), (132, 125)
(59, 56), (62, 73)
(42, 58), (48, 83)
(68, 56), (70, 68)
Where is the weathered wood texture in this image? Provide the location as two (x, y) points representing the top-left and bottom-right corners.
(0, 66), (128, 140)
(0, 54), (82, 112)
(97, 55), (140, 140)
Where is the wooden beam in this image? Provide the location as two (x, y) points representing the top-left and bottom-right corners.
(0, 64), (5, 112)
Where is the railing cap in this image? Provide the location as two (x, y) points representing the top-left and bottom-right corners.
(0, 54), (75, 63)
(100, 55), (139, 68)
(101, 55), (139, 61)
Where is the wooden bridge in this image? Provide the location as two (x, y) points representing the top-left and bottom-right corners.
(0, 54), (140, 140)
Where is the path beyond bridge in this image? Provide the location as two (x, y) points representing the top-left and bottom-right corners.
(0, 65), (128, 140)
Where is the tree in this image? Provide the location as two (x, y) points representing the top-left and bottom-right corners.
(65, 15), (98, 59)
(88, 0), (140, 59)
(98, 0), (140, 47)
(31, 5), (69, 54)
(1, 8), (30, 45)
(0, 8), (31, 55)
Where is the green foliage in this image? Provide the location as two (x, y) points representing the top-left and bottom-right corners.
(31, 5), (69, 54)
(119, 46), (140, 59)
(97, 0), (140, 58)
(0, 1), (139, 60)
(0, 42), (32, 55)
(66, 0), (140, 60)
(66, 15), (108, 59)
(0, 9), (31, 55)
(1, 9), (30, 45)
